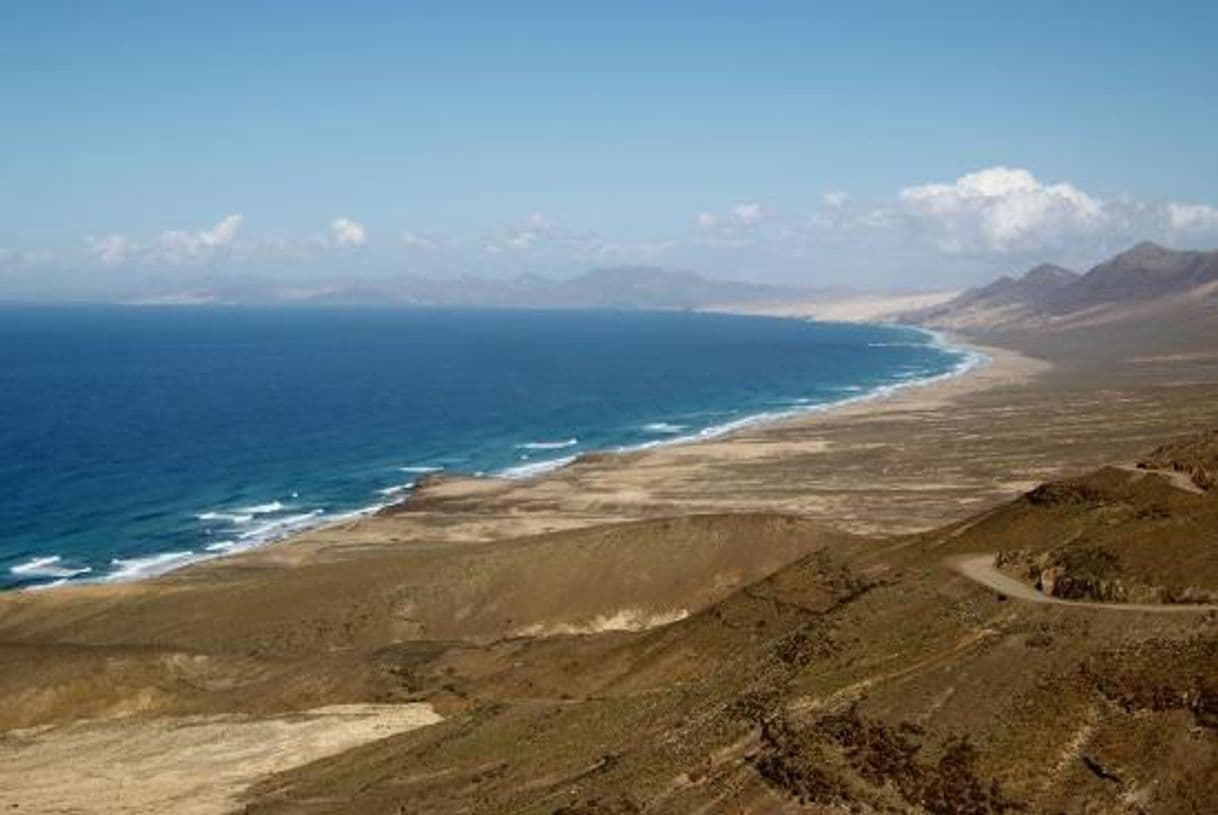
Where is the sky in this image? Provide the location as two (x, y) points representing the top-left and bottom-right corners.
(2, 0), (1217, 299)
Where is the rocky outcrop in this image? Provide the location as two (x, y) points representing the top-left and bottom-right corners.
(996, 547), (1218, 605)
(1137, 428), (1218, 491)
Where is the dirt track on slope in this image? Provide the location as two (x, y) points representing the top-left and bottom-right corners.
(949, 554), (1218, 613)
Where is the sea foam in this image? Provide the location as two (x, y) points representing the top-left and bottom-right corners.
(9, 555), (92, 579)
(642, 422), (687, 434)
(236, 510), (325, 541)
(107, 551), (203, 582)
(516, 438), (578, 451)
(500, 455), (578, 479)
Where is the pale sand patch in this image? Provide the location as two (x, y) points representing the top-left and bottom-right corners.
(0, 703), (442, 814)
(706, 290), (960, 322)
(1128, 350), (1218, 363)
(512, 607), (689, 638)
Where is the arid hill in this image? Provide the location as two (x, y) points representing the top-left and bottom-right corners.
(241, 438), (1218, 813)
(904, 242), (1218, 331)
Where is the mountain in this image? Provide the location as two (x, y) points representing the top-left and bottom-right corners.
(547, 266), (802, 310)
(1053, 241), (1218, 312)
(132, 266), (809, 310)
(903, 242), (1218, 331)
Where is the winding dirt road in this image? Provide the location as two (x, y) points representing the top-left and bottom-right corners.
(948, 554), (1218, 613)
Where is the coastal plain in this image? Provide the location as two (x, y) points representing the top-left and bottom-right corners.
(3, 255), (1218, 812)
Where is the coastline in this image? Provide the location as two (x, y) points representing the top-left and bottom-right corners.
(10, 321), (1005, 591)
(5, 304), (1218, 812)
(34, 332), (1047, 597)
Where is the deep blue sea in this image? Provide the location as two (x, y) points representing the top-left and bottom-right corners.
(0, 306), (979, 590)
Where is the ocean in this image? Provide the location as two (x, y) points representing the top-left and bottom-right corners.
(0, 305), (980, 590)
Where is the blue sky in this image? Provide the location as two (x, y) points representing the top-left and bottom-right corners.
(2, 0), (1217, 298)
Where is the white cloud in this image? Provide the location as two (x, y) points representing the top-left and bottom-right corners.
(159, 214), (243, 259)
(484, 212), (555, 254)
(329, 217), (367, 248)
(20, 173), (1216, 295)
(899, 166), (1104, 254)
(86, 214), (243, 267)
(505, 230), (540, 250)
(697, 201), (765, 231)
(821, 190), (849, 209)
(1169, 202), (1218, 233)
(87, 233), (137, 266)
(401, 230), (438, 250)
(730, 201), (763, 225)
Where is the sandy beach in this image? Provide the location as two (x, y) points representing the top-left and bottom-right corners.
(706, 290), (960, 323)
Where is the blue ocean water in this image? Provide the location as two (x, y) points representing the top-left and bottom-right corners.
(0, 306), (979, 590)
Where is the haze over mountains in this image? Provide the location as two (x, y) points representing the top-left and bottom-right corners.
(905, 242), (1218, 331)
(126, 266), (809, 310)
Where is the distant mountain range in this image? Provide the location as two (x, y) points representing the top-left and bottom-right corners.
(902, 242), (1218, 331)
(130, 266), (809, 310)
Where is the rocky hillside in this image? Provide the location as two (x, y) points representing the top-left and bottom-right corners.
(237, 436), (1218, 813)
(949, 435), (1218, 605)
(903, 242), (1218, 331)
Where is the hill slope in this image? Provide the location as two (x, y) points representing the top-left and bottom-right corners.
(904, 242), (1218, 331)
(235, 436), (1218, 814)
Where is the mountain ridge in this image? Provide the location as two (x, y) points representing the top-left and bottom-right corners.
(127, 265), (811, 311)
(901, 242), (1218, 331)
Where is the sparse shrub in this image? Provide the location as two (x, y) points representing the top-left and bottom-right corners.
(1025, 480), (1112, 507)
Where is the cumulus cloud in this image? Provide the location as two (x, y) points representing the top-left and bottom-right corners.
(329, 217), (367, 248)
(695, 201), (765, 231)
(821, 190), (849, 209)
(401, 230), (439, 250)
(898, 167), (1104, 254)
(86, 214), (243, 267)
(21, 171), (1218, 295)
(484, 212), (554, 254)
(730, 201), (763, 225)
(87, 233), (138, 266)
(1169, 202), (1218, 233)
(159, 214), (242, 259)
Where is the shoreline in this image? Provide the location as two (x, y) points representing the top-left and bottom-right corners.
(12, 324), (1035, 592)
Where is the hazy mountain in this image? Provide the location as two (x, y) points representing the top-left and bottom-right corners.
(129, 266), (809, 310)
(1053, 241), (1218, 312)
(903, 242), (1218, 330)
(941, 263), (1078, 311)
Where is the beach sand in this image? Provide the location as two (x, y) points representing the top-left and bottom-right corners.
(705, 290), (960, 322)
